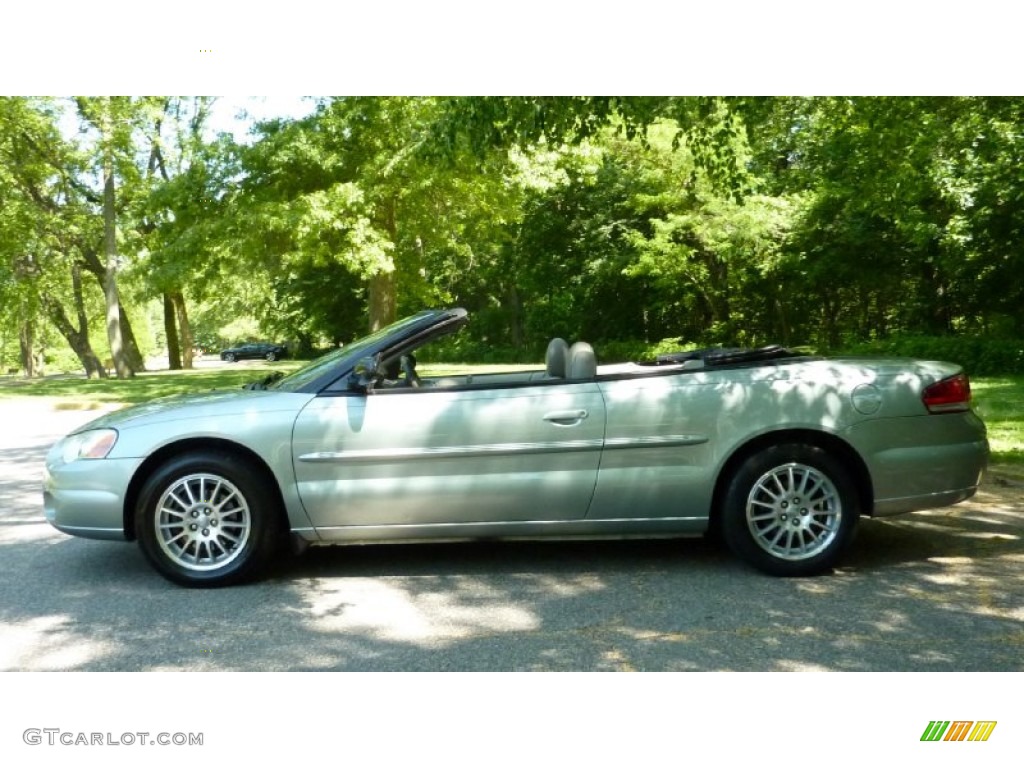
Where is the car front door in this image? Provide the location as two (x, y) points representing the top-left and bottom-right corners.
(291, 381), (606, 532)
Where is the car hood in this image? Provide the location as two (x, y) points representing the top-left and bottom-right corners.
(71, 389), (315, 434)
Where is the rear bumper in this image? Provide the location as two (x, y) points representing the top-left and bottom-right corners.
(843, 411), (988, 518)
(872, 483), (982, 517)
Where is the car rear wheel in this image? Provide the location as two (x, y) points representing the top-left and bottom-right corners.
(135, 452), (283, 587)
(265, 351), (277, 361)
(721, 443), (858, 576)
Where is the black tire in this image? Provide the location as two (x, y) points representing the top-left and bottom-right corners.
(720, 443), (859, 576)
(224, 352), (236, 363)
(135, 451), (283, 587)
(265, 351), (277, 361)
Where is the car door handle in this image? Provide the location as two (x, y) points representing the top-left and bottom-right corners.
(543, 409), (589, 426)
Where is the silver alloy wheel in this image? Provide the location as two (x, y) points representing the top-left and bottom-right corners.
(154, 473), (252, 571)
(745, 462), (842, 561)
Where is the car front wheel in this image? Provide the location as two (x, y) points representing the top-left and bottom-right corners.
(224, 352), (236, 363)
(135, 452), (283, 587)
(721, 443), (858, 576)
(265, 351), (277, 361)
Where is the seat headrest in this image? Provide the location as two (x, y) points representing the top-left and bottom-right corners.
(567, 341), (596, 379)
(545, 338), (569, 378)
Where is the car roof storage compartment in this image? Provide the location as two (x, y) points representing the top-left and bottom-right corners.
(654, 345), (802, 368)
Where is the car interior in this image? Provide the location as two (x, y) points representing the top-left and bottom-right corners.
(374, 336), (701, 392)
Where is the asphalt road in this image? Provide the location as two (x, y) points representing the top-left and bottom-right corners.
(1, 399), (1021, 672)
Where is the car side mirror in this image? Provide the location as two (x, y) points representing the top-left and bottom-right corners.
(348, 355), (380, 392)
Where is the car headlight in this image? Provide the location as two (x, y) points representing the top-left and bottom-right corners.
(61, 429), (118, 463)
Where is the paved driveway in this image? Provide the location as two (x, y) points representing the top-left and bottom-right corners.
(1, 399), (1021, 671)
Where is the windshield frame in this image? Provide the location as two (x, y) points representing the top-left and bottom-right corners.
(269, 309), (460, 394)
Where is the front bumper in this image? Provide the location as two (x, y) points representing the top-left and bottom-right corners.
(43, 456), (143, 541)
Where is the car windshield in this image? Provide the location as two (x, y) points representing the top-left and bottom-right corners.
(269, 311), (438, 392)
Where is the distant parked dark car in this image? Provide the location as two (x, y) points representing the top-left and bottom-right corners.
(220, 342), (287, 362)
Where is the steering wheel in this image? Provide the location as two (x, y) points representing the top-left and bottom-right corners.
(400, 354), (421, 388)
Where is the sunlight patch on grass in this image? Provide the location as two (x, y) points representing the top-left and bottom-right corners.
(971, 376), (1024, 464)
(52, 401), (111, 411)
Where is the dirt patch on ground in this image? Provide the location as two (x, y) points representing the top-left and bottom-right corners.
(978, 464), (1024, 507)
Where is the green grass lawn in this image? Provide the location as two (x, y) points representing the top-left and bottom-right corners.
(971, 375), (1024, 465)
(2, 364), (1020, 465)
(0, 361), (305, 408)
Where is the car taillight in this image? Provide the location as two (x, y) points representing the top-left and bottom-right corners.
(922, 373), (971, 414)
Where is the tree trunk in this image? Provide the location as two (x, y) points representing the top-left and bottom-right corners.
(79, 246), (147, 375)
(367, 271), (397, 332)
(172, 291), (194, 368)
(101, 113), (133, 380)
(164, 293), (181, 370)
(42, 263), (107, 378)
(118, 301), (146, 372)
(368, 196), (399, 332)
(43, 298), (107, 378)
(704, 251), (732, 329)
(18, 321), (37, 378)
(774, 296), (791, 347)
(505, 283), (524, 348)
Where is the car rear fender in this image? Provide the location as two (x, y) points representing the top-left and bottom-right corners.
(708, 428), (874, 531)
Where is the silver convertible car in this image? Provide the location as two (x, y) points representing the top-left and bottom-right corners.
(44, 308), (988, 587)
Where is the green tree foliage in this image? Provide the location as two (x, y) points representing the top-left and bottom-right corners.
(140, 97), (232, 367)
(0, 97), (109, 377)
(220, 97), (529, 344)
(762, 97), (1024, 347)
(3, 96), (1024, 375)
(73, 96), (163, 377)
